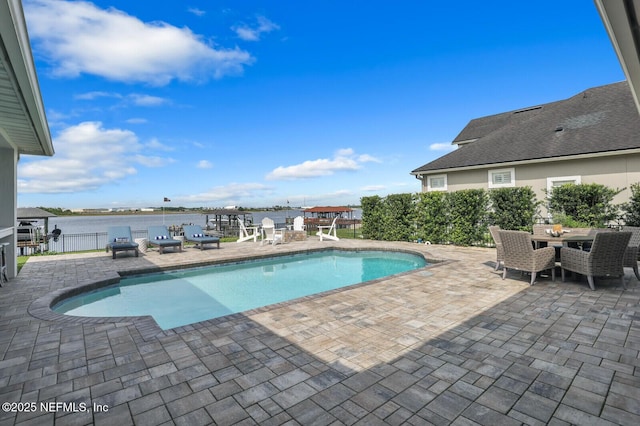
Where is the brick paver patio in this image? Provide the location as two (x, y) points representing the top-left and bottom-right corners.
(0, 239), (639, 425)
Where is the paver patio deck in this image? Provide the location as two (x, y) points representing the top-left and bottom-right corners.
(0, 238), (639, 425)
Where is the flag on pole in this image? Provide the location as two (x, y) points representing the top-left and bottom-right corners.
(163, 197), (171, 202)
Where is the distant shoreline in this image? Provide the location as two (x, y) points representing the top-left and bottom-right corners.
(44, 209), (309, 217)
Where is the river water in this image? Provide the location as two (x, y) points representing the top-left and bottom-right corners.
(21, 209), (360, 253)
(48, 209), (361, 234)
(49, 210), (296, 234)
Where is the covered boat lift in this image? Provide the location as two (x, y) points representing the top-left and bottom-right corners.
(16, 207), (59, 253)
(302, 206), (360, 230)
(201, 209), (254, 237)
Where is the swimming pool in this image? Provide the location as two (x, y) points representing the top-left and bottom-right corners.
(53, 250), (427, 329)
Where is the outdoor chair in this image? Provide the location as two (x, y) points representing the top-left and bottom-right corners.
(622, 226), (640, 280)
(183, 225), (220, 250)
(560, 231), (631, 290)
(106, 226), (139, 259)
(236, 218), (259, 243)
(147, 225), (182, 254)
(488, 226), (504, 271)
(499, 230), (556, 286)
(293, 216), (306, 231)
(261, 217), (283, 246)
(316, 217), (339, 241)
(532, 224), (549, 248)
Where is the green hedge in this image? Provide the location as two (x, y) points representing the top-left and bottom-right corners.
(362, 183), (630, 245)
(362, 186), (537, 245)
(488, 187), (539, 231)
(547, 183), (621, 227)
(623, 183), (640, 226)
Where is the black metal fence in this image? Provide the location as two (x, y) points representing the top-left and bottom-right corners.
(20, 230), (150, 255)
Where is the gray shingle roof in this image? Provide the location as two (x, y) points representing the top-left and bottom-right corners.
(16, 207), (56, 219)
(412, 81), (640, 174)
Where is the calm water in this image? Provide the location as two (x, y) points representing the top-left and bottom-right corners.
(53, 250), (426, 329)
(48, 209), (361, 234)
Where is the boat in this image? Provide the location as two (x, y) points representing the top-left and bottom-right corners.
(17, 221), (40, 242)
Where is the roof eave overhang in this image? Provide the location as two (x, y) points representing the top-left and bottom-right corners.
(0, 0), (53, 156)
(595, 0), (640, 115)
(410, 148), (640, 175)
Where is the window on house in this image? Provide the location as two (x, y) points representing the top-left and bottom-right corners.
(546, 176), (581, 194)
(427, 174), (447, 191)
(488, 168), (515, 188)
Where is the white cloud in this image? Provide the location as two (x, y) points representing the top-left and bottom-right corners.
(126, 118), (148, 124)
(358, 154), (382, 163)
(134, 155), (175, 167)
(24, 0), (255, 85)
(146, 138), (173, 151)
(188, 7), (206, 17)
(74, 91), (121, 100)
(17, 121), (172, 193)
(233, 16), (280, 41)
(178, 182), (269, 203)
(75, 91), (168, 107)
(128, 94), (168, 106)
(196, 160), (213, 169)
(430, 142), (456, 151)
(361, 185), (386, 191)
(266, 148), (379, 180)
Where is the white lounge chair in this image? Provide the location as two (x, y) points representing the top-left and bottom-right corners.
(293, 216), (306, 231)
(317, 217), (339, 241)
(261, 217), (283, 246)
(237, 218), (259, 243)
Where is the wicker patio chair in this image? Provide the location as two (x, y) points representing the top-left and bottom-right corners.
(488, 226), (504, 270)
(532, 224), (549, 248)
(499, 230), (556, 286)
(560, 231), (631, 290)
(622, 226), (640, 280)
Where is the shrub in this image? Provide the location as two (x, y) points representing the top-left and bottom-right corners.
(414, 192), (449, 244)
(489, 187), (539, 231)
(447, 189), (488, 245)
(381, 193), (415, 241)
(547, 183), (621, 227)
(622, 182), (640, 226)
(361, 195), (384, 239)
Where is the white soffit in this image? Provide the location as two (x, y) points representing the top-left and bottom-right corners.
(595, 0), (640, 114)
(0, 0), (53, 156)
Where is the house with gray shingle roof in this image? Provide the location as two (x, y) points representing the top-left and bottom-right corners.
(411, 81), (640, 216)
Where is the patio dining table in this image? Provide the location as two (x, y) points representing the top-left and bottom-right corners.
(530, 233), (596, 246)
(531, 233), (597, 263)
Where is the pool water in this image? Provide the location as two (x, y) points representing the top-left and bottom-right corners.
(53, 250), (427, 329)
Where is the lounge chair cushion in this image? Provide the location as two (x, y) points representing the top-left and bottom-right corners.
(106, 226), (139, 259)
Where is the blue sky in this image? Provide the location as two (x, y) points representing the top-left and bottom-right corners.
(17, 0), (625, 209)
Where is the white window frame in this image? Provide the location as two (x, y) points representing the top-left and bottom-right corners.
(546, 175), (581, 195)
(427, 174), (447, 191)
(488, 168), (515, 188)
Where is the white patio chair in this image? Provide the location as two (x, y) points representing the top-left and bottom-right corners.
(316, 217), (339, 241)
(261, 217), (283, 246)
(237, 218), (259, 243)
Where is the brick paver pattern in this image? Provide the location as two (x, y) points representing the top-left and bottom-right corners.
(0, 238), (639, 425)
